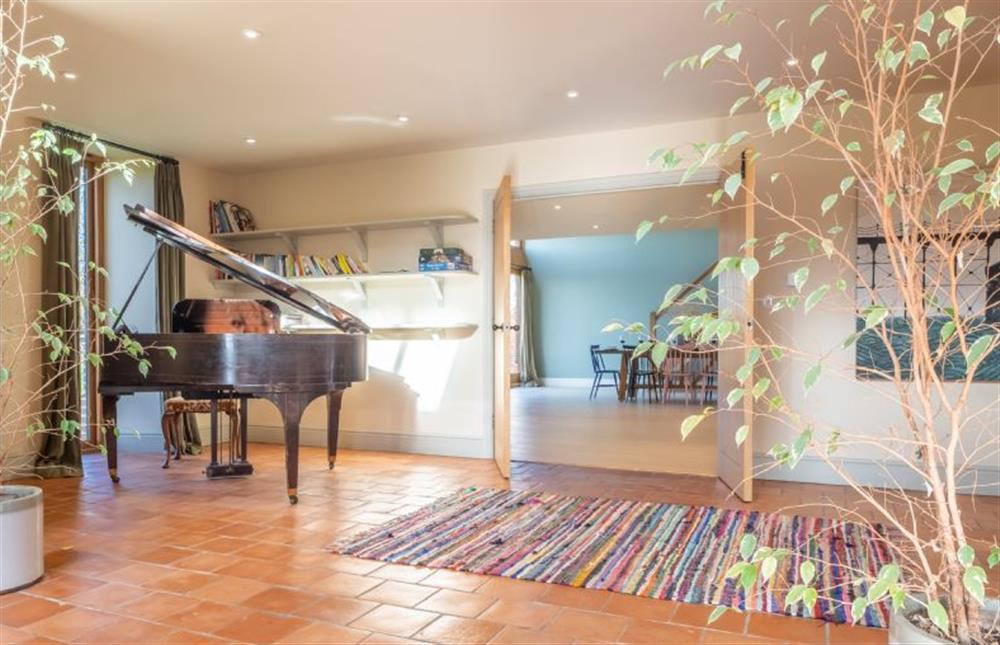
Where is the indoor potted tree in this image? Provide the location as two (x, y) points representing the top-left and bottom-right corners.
(1, 0), (159, 592)
(616, 1), (999, 643)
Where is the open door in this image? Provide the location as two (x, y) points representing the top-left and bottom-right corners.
(492, 175), (513, 478)
(716, 150), (755, 502)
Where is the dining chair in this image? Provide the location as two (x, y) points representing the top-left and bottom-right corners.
(589, 345), (619, 399)
(661, 344), (697, 403)
(628, 353), (661, 402)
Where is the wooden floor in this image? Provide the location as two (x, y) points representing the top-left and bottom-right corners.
(0, 444), (910, 644)
(511, 386), (717, 476)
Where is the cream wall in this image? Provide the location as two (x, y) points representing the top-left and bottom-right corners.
(215, 83), (999, 489)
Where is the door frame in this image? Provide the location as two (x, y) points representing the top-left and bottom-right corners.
(483, 167), (724, 472)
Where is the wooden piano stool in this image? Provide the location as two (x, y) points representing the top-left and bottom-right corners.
(161, 397), (241, 469)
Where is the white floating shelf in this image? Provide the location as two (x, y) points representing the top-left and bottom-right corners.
(209, 212), (477, 258)
(287, 323), (479, 341)
(211, 270), (478, 305)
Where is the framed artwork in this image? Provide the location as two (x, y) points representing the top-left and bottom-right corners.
(854, 187), (999, 381)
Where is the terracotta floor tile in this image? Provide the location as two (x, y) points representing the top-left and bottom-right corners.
(262, 566), (333, 588)
(369, 564), (434, 584)
(237, 542), (297, 561)
(416, 589), (497, 618)
(133, 546), (197, 565)
(361, 581), (438, 608)
(541, 608), (628, 642)
(146, 570), (216, 594)
(98, 562), (174, 586)
(828, 622), (888, 644)
(160, 630), (233, 644)
(292, 595), (379, 625)
(171, 551), (243, 573)
(275, 621), (370, 644)
(119, 591), (201, 622)
(26, 607), (118, 642)
(418, 570), (488, 593)
(671, 602), (747, 633)
(68, 581), (147, 610)
(475, 578), (549, 602)
(415, 615), (503, 644)
(188, 575), (273, 604)
(242, 587), (323, 613)
(486, 626), (570, 644)
(73, 616), (176, 643)
(28, 574), (106, 600)
(309, 572), (383, 597)
(214, 611), (310, 643)
(326, 556), (386, 576)
(702, 629), (782, 644)
(537, 585), (611, 611)
(600, 594), (678, 622)
(350, 605), (439, 638)
(745, 613), (826, 642)
(195, 536), (257, 554)
(166, 600), (252, 634)
(0, 596), (70, 628)
(215, 559), (287, 582)
(358, 634), (428, 644)
(618, 618), (701, 644)
(478, 599), (559, 630)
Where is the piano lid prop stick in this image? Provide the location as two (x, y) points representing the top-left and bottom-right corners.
(110, 240), (162, 333)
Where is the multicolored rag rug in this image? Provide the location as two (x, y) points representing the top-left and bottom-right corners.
(334, 487), (895, 628)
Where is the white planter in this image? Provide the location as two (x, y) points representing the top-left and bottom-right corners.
(889, 596), (999, 645)
(0, 485), (44, 593)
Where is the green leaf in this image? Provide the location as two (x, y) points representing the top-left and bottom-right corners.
(707, 605), (729, 625)
(988, 545), (1000, 568)
(727, 387), (745, 408)
(729, 96), (750, 116)
(966, 334), (995, 367)
(704, 0), (726, 18)
(940, 158), (975, 176)
(602, 322), (624, 333)
(0, 367), (9, 385)
(916, 10), (934, 35)
(754, 77), (772, 95)
(804, 364), (822, 394)
(636, 220), (654, 242)
(840, 175), (856, 194)
(809, 4), (829, 25)
(927, 600), (949, 634)
(865, 305), (888, 329)
(810, 51), (827, 76)
(938, 192), (966, 214)
(919, 93), (944, 125)
(804, 285), (829, 314)
(740, 534), (757, 560)
(958, 544), (975, 567)
(735, 424), (749, 446)
(802, 587), (818, 611)
(957, 139), (973, 152)
(943, 5), (966, 30)
(851, 597), (867, 624)
(846, 141), (861, 152)
(724, 172), (742, 199)
(701, 44), (724, 68)
(680, 413), (705, 440)
(723, 43), (742, 61)
(907, 41), (930, 65)
(725, 130), (749, 147)
(821, 193), (838, 215)
(761, 556), (777, 581)
(792, 266), (809, 292)
(752, 378), (770, 399)
(740, 257), (759, 282)
(799, 560), (816, 585)
(964, 566), (987, 603)
(939, 320), (957, 344)
(987, 141), (1000, 164)
(650, 342), (669, 368)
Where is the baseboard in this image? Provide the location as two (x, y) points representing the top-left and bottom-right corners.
(247, 425), (491, 459)
(755, 454), (1000, 496)
(538, 378), (592, 388)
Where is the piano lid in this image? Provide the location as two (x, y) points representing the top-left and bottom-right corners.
(124, 204), (370, 334)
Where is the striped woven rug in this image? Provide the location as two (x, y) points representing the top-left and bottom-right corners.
(334, 487), (894, 628)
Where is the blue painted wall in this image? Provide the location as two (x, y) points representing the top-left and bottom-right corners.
(525, 230), (717, 379)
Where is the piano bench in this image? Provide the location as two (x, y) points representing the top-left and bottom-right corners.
(162, 397), (239, 469)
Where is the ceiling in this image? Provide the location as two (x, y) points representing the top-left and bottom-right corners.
(512, 184), (716, 241)
(25, 1), (1000, 172)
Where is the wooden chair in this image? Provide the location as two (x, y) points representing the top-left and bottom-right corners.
(661, 345), (697, 403)
(628, 354), (661, 402)
(589, 345), (619, 399)
(161, 397), (239, 469)
(696, 347), (719, 404)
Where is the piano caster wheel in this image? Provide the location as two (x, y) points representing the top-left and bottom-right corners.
(328, 463), (336, 470)
(110, 474), (120, 483)
(288, 488), (298, 505)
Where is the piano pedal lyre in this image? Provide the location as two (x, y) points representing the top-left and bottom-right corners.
(204, 396), (254, 479)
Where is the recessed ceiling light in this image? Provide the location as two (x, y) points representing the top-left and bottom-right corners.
(61, 71), (78, 80)
(396, 114), (410, 123)
(565, 89), (579, 99)
(785, 57), (799, 67)
(242, 28), (262, 40)
(244, 138), (257, 145)
(553, 204), (562, 210)
(592, 224), (600, 229)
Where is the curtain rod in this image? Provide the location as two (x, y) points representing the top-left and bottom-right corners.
(42, 122), (178, 165)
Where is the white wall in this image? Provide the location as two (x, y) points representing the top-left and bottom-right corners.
(204, 85), (1000, 490)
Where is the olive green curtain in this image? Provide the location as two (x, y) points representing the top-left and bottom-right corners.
(154, 161), (201, 454)
(518, 269), (541, 386)
(36, 134), (84, 477)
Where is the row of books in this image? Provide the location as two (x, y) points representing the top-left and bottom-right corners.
(418, 247), (473, 272)
(210, 200), (257, 234)
(217, 253), (369, 280)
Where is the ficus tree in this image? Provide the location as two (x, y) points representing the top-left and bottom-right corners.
(1, 0), (165, 480)
(609, 1), (999, 642)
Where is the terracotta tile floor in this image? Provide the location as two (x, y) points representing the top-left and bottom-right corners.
(7, 443), (980, 644)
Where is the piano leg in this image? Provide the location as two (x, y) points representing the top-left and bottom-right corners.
(327, 390), (344, 470)
(265, 392), (316, 505)
(102, 394), (120, 483)
(239, 397), (249, 463)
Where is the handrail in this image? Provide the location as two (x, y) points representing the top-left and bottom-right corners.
(649, 261), (716, 339)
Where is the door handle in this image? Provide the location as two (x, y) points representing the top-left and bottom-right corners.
(492, 323), (520, 331)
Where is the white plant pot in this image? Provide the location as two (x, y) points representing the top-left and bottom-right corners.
(889, 596), (999, 645)
(0, 485), (44, 593)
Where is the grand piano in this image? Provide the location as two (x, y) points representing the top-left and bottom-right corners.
(99, 205), (370, 504)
